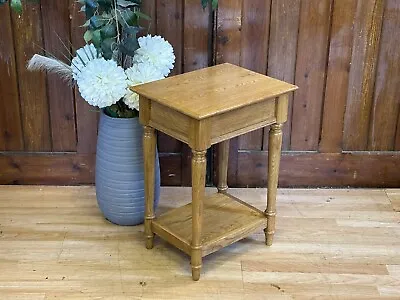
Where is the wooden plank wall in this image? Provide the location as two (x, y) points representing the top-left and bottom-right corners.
(0, 0), (400, 187)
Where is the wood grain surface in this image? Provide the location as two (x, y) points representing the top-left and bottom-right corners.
(11, 1), (51, 151)
(266, 0), (300, 151)
(238, 0), (271, 151)
(132, 63), (297, 120)
(319, 0), (357, 153)
(215, 0), (243, 187)
(237, 151), (400, 188)
(155, 0), (184, 155)
(1, 0), (400, 187)
(0, 186), (398, 298)
(181, 0), (211, 185)
(153, 191), (267, 257)
(343, 0), (385, 150)
(291, 0), (332, 151)
(138, 64), (292, 280)
(0, 4), (23, 151)
(41, 0), (76, 152)
(0, 154), (94, 184)
(368, 0), (400, 151)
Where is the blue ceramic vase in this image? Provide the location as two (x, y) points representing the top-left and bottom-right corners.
(95, 111), (160, 225)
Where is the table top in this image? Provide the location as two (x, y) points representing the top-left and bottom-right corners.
(132, 63), (298, 120)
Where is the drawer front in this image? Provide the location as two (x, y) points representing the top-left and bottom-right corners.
(210, 99), (276, 144)
(149, 102), (190, 144)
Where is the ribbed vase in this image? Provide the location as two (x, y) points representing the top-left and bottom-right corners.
(95, 111), (160, 225)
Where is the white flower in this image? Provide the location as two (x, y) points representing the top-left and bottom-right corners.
(124, 62), (165, 110)
(71, 44), (101, 80)
(77, 58), (127, 108)
(133, 35), (175, 77)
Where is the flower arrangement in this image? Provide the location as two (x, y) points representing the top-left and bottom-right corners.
(1, 0), (218, 117)
(20, 0), (173, 118)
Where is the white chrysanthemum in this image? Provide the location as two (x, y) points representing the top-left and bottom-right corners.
(77, 58), (127, 108)
(133, 35), (175, 77)
(123, 62), (165, 110)
(71, 44), (102, 80)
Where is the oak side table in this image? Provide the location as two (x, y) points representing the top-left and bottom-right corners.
(132, 63), (298, 281)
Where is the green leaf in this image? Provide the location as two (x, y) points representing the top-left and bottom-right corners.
(89, 15), (106, 29)
(84, 0), (98, 19)
(100, 23), (117, 39)
(119, 39), (139, 56)
(83, 30), (93, 43)
(134, 10), (151, 21)
(97, 0), (112, 10)
(101, 38), (116, 59)
(118, 9), (136, 26)
(91, 29), (102, 48)
(119, 26), (140, 56)
(117, 0), (139, 8)
(201, 0), (208, 9)
(10, 0), (22, 14)
(212, 0), (218, 9)
(123, 25), (140, 35)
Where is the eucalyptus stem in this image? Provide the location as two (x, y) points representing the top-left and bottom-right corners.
(113, 0), (121, 44)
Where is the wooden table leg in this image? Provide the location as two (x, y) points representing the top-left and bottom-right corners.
(191, 149), (207, 281)
(265, 123), (283, 246)
(143, 125), (156, 249)
(217, 140), (230, 193)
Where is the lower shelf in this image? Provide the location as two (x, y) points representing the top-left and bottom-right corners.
(152, 192), (267, 257)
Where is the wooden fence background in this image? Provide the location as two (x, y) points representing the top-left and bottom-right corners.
(0, 0), (399, 187)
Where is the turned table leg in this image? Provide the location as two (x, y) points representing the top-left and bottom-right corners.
(265, 123), (283, 246)
(217, 140), (230, 193)
(191, 149), (207, 281)
(143, 126), (156, 249)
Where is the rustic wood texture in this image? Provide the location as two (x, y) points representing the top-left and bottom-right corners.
(140, 0), (156, 35)
(237, 152), (400, 188)
(215, 0), (243, 187)
(238, 0), (271, 151)
(2, 0), (400, 187)
(181, 0), (211, 185)
(41, 0), (76, 152)
(0, 186), (399, 298)
(368, 0), (400, 151)
(155, 0), (183, 155)
(159, 154), (182, 186)
(11, 1), (51, 151)
(396, 115), (400, 151)
(266, 0), (300, 151)
(0, 154), (94, 185)
(319, 0), (357, 153)
(0, 4), (23, 151)
(343, 0), (385, 150)
(290, 0), (332, 151)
